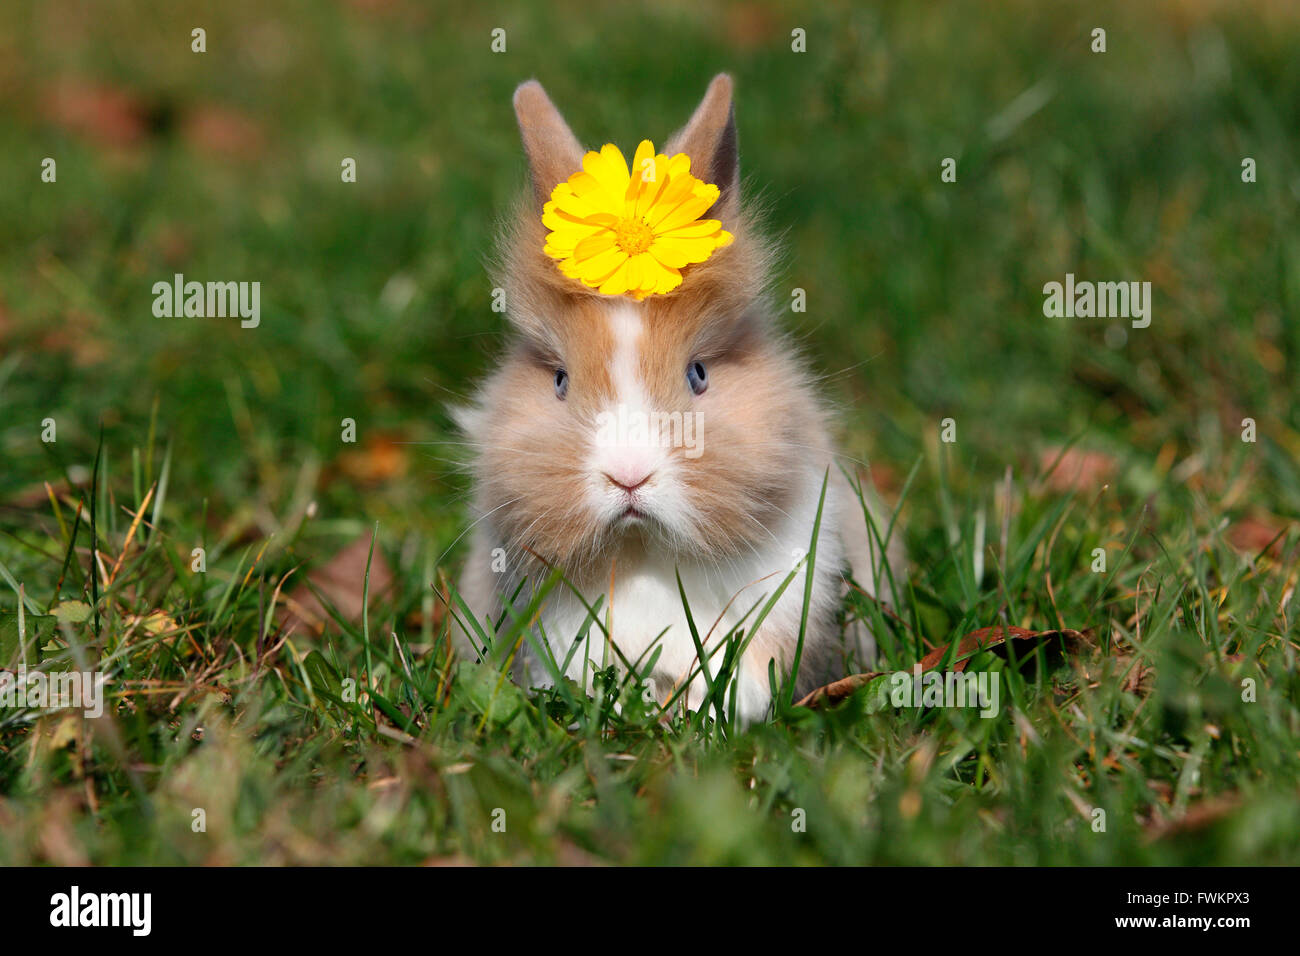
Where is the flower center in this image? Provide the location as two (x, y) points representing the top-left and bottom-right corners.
(614, 217), (654, 255)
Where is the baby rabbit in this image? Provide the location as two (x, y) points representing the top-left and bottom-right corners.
(452, 74), (902, 724)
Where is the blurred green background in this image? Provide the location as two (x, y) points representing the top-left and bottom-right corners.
(2, 0), (1297, 524)
(0, 0), (1298, 866)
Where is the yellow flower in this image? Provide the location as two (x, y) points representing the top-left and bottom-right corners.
(542, 140), (734, 299)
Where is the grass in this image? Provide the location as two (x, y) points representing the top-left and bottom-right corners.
(1, 0), (1298, 865)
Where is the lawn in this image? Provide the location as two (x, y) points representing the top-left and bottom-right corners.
(0, 0), (1297, 865)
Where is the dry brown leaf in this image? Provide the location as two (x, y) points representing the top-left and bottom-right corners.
(725, 5), (780, 49)
(1227, 515), (1293, 558)
(795, 672), (883, 709)
(4, 471), (89, 509)
(1143, 794), (1240, 843)
(855, 461), (901, 498)
(1039, 446), (1117, 493)
(336, 432), (410, 485)
(797, 625), (1092, 709)
(1119, 655), (1154, 695)
(44, 80), (148, 148)
(917, 625), (1092, 672)
(36, 309), (110, 367)
(181, 105), (265, 159)
(277, 534), (394, 638)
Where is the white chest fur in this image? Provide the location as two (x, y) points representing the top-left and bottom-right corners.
(519, 465), (847, 724)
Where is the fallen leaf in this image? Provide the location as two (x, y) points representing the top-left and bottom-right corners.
(151, 223), (193, 266)
(37, 309), (110, 367)
(1227, 515), (1293, 558)
(50, 601), (92, 625)
(277, 534), (394, 638)
(794, 672), (884, 709)
(35, 790), (91, 866)
(4, 469), (91, 509)
(0, 611), (58, 669)
(1118, 655), (1153, 696)
(44, 80), (148, 148)
(854, 461), (901, 498)
(1143, 794), (1241, 843)
(796, 625), (1092, 709)
(335, 432), (410, 485)
(726, 5), (779, 49)
(181, 105), (265, 159)
(1039, 447), (1117, 493)
(917, 625), (1092, 672)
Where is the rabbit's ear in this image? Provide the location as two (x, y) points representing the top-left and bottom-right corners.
(665, 73), (738, 212)
(514, 80), (585, 206)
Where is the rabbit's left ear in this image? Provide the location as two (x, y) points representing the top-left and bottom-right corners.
(665, 73), (739, 213)
(514, 80), (586, 207)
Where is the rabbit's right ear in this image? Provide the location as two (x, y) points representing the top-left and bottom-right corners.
(514, 80), (585, 206)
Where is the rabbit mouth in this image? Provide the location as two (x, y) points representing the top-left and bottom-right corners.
(610, 499), (662, 533)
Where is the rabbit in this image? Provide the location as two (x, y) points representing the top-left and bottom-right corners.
(451, 74), (904, 725)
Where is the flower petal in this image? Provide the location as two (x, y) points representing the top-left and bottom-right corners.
(654, 187), (720, 233)
(625, 251), (645, 292)
(654, 233), (725, 265)
(658, 218), (726, 239)
(583, 145), (630, 205)
(575, 244), (627, 279)
(640, 253), (681, 294)
(647, 239), (689, 269)
(573, 232), (617, 260)
(626, 140), (656, 206)
(597, 258), (632, 296)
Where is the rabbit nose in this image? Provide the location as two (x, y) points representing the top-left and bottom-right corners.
(604, 470), (653, 493)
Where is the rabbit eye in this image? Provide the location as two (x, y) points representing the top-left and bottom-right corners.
(554, 368), (569, 400)
(686, 360), (707, 396)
